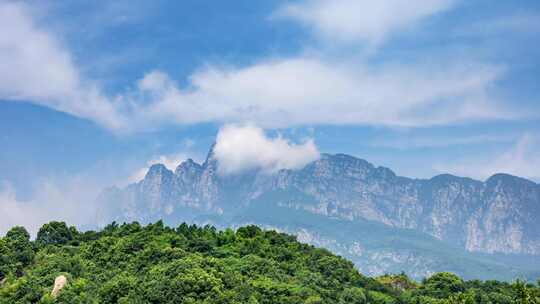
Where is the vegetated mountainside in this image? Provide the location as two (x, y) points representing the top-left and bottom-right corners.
(98, 146), (540, 280)
(1, 221), (539, 304)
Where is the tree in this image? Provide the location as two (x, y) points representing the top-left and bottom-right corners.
(513, 279), (538, 304)
(5, 226), (30, 241)
(5, 226), (34, 265)
(237, 225), (262, 238)
(1, 226), (34, 277)
(36, 221), (73, 246)
(368, 290), (396, 304)
(341, 287), (367, 303)
(446, 292), (475, 304)
(421, 272), (465, 299)
(0, 239), (10, 279)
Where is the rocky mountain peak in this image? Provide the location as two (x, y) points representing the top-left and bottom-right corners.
(486, 173), (537, 188)
(112, 145), (540, 257)
(175, 158), (202, 175)
(429, 174), (480, 187)
(203, 143), (217, 166)
(99, 145), (540, 279)
(145, 164), (173, 180)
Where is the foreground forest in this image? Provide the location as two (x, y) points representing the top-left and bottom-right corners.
(0, 221), (539, 304)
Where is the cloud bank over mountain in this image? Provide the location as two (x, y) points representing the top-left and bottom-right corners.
(214, 125), (320, 175)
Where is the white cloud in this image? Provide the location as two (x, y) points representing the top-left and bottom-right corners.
(0, 179), (105, 237)
(127, 58), (509, 128)
(276, 0), (455, 45)
(213, 124), (320, 175)
(434, 134), (540, 181)
(0, 1), (520, 133)
(0, 183), (41, 236)
(0, 2), (125, 129)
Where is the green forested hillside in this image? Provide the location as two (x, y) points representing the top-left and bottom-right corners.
(0, 221), (538, 303)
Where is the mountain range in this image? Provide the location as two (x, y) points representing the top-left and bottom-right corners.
(98, 145), (540, 280)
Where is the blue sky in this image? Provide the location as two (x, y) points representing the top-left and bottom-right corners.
(0, 0), (540, 232)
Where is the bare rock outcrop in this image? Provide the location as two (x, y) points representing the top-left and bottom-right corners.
(51, 275), (67, 297)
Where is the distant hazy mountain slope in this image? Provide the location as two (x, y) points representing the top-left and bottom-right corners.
(98, 146), (540, 279)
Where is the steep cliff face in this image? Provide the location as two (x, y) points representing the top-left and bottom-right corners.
(465, 174), (540, 254)
(103, 147), (540, 257)
(266, 155), (540, 255)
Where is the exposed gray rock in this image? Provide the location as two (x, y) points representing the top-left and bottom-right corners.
(101, 146), (540, 257)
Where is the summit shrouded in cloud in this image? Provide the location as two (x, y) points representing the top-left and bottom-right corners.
(213, 124), (319, 175)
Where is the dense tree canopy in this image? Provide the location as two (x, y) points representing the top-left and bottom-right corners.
(0, 226), (34, 278)
(0, 221), (539, 303)
(36, 221), (75, 247)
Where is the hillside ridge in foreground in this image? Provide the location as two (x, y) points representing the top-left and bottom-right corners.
(1, 221), (539, 303)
